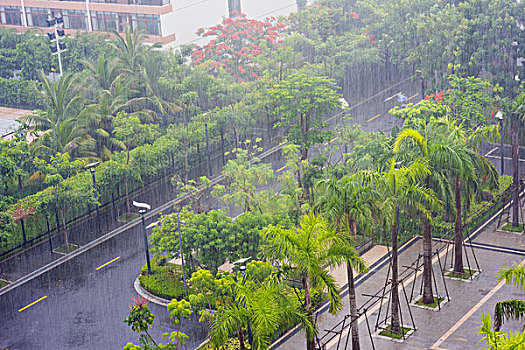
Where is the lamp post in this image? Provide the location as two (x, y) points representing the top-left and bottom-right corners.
(85, 162), (102, 235)
(46, 16), (66, 77)
(495, 111), (504, 175)
(133, 201), (152, 275)
(176, 210), (188, 297)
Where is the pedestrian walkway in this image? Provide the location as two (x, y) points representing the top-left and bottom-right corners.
(272, 221), (525, 350)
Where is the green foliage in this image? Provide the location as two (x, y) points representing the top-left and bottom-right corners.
(149, 209), (291, 274)
(139, 263), (186, 301)
(0, 77), (42, 108)
(213, 145), (274, 213)
(125, 301), (155, 334)
(270, 72), (341, 159)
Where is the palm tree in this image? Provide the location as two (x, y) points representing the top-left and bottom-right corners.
(81, 54), (122, 92)
(79, 90), (127, 160)
(108, 26), (161, 79)
(434, 117), (499, 274)
(494, 262), (525, 331)
(394, 127), (455, 304)
(25, 71), (94, 159)
(210, 277), (315, 350)
(315, 175), (374, 349)
(260, 212), (364, 350)
(364, 159), (439, 334)
(501, 91), (525, 228)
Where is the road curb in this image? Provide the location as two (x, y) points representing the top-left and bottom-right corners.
(133, 276), (170, 307)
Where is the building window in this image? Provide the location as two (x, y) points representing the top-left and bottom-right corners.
(90, 11), (160, 36)
(0, 6), (23, 26)
(90, 11), (118, 32)
(62, 9), (87, 30)
(25, 7), (51, 27)
(90, 0), (168, 6)
(130, 13), (160, 36)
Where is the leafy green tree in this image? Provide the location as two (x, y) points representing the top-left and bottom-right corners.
(124, 295), (191, 349)
(212, 146), (274, 213)
(269, 72), (341, 160)
(113, 111), (158, 215)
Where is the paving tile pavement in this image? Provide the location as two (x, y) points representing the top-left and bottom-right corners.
(273, 223), (525, 350)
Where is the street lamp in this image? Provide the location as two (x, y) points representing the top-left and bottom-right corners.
(176, 210), (188, 297)
(237, 263), (253, 345)
(46, 16), (66, 77)
(495, 111), (504, 175)
(133, 200), (152, 275)
(85, 162), (102, 235)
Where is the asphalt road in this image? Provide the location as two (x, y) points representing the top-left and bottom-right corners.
(0, 77), (419, 350)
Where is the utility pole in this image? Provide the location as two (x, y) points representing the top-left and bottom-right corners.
(46, 17), (67, 77)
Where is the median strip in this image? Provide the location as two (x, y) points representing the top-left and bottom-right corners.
(18, 295), (47, 312)
(96, 256), (120, 271)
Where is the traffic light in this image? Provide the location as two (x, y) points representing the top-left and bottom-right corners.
(59, 42), (66, 50)
(57, 28), (65, 37)
(46, 18), (55, 27)
(49, 44), (57, 53)
(47, 32), (56, 41)
(55, 16), (63, 24)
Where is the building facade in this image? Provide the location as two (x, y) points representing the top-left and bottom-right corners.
(0, 0), (305, 46)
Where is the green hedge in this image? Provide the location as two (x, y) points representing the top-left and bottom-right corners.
(0, 77), (42, 108)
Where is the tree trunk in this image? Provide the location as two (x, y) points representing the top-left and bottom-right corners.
(303, 274), (315, 350)
(300, 113), (308, 161)
(422, 216), (434, 304)
(511, 117), (520, 227)
(60, 209), (69, 254)
(237, 327), (245, 350)
(390, 215), (401, 334)
(184, 140), (189, 185)
(125, 177), (131, 216)
(454, 177), (464, 274)
(347, 263), (360, 350)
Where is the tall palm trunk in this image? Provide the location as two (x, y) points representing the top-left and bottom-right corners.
(390, 211), (401, 333)
(347, 263), (360, 350)
(422, 216), (434, 304)
(125, 177), (131, 216)
(303, 274), (315, 350)
(454, 177), (464, 273)
(347, 224), (360, 350)
(511, 117), (520, 227)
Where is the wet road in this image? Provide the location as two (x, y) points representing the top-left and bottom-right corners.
(0, 78), (419, 350)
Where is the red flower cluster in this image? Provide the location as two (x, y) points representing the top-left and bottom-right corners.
(424, 90), (444, 102)
(192, 13), (286, 82)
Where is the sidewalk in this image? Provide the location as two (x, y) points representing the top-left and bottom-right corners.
(273, 221), (525, 350)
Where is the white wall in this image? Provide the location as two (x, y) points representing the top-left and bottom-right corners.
(161, 0), (300, 48)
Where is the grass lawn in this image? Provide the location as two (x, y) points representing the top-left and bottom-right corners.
(501, 222), (525, 233)
(379, 325), (414, 339)
(415, 295), (445, 308)
(54, 243), (80, 254)
(445, 268), (476, 279)
(117, 212), (140, 222)
(0, 279), (10, 288)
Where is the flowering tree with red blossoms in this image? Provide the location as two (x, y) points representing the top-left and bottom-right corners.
(192, 13), (287, 82)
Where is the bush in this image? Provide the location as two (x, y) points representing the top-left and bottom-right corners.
(0, 77), (43, 108)
(139, 262), (186, 301)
